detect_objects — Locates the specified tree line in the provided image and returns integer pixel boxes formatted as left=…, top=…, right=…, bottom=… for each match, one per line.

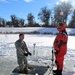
left=0, top=1, right=75, bottom=28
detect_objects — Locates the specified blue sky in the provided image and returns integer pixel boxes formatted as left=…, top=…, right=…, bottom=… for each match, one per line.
left=0, top=0, right=75, bottom=23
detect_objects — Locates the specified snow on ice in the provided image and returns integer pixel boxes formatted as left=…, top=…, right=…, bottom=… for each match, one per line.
left=0, top=27, right=75, bottom=75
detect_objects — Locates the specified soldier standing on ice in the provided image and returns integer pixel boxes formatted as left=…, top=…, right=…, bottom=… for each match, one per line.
left=53, top=22, right=68, bottom=75
left=15, top=33, right=32, bottom=73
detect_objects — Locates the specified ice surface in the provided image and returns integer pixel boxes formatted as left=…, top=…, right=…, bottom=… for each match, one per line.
left=0, top=34, right=75, bottom=75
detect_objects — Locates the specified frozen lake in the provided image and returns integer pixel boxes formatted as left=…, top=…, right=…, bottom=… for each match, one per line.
left=0, top=34, right=75, bottom=75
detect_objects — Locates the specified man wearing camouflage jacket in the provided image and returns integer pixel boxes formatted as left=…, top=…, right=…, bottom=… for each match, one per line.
left=15, top=33, right=32, bottom=73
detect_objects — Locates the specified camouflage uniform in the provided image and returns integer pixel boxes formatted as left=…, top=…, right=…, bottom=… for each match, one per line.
left=15, top=40, right=29, bottom=71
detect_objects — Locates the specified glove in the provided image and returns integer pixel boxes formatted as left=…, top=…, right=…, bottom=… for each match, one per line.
left=55, top=60, right=58, bottom=65
left=53, top=50, right=58, bottom=54
left=24, top=53, right=28, bottom=57
left=28, top=52, right=32, bottom=56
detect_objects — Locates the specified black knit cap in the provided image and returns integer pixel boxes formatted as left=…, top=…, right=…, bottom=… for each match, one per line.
left=19, top=33, right=24, bottom=37
left=57, top=22, right=63, bottom=28
left=59, top=22, right=63, bottom=26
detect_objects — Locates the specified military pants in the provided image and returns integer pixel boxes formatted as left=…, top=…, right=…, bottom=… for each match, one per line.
left=17, top=56, right=27, bottom=71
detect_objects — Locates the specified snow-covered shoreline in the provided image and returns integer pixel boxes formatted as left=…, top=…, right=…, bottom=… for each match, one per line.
left=0, top=27, right=75, bottom=35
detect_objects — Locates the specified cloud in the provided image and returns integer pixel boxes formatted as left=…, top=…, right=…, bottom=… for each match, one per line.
left=56, top=0, right=75, bottom=7
left=0, top=0, right=17, bottom=3
left=71, top=0, right=75, bottom=7
left=56, top=2, right=60, bottom=5
left=24, top=0, right=33, bottom=2
left=0, top=0, right=6, bottom=2
left=60, top=0, right=68, bottom=2
left=56, top=0, right=69, bottom=5
left=56, top=0, right=75, bottom=12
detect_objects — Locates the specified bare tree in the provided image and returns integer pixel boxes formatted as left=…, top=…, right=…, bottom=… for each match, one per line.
left=11, top=15, right=16, bottom=25
left=38, top=6, right=51, bottom=27
left=11, top=15, right=19, bottom=27
left=6, top=21, right=12, bottom=27
left=27, top=13, right=35, bottom=27
left=0, top=17, right=2, bottom=26
left=19, top=18, right=25, bottom=27
left=69, top=9, right=75, bottom=28
left=54, top=1, right=72, bottom=23
left=0, top=17, right=6, bottom=27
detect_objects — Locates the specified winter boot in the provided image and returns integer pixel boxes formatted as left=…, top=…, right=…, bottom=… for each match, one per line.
left=56, top=70, right=62, bottom=75
left=53, top=70, right=57, bottom=75
left=23, top=67, right=28, bottom=74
